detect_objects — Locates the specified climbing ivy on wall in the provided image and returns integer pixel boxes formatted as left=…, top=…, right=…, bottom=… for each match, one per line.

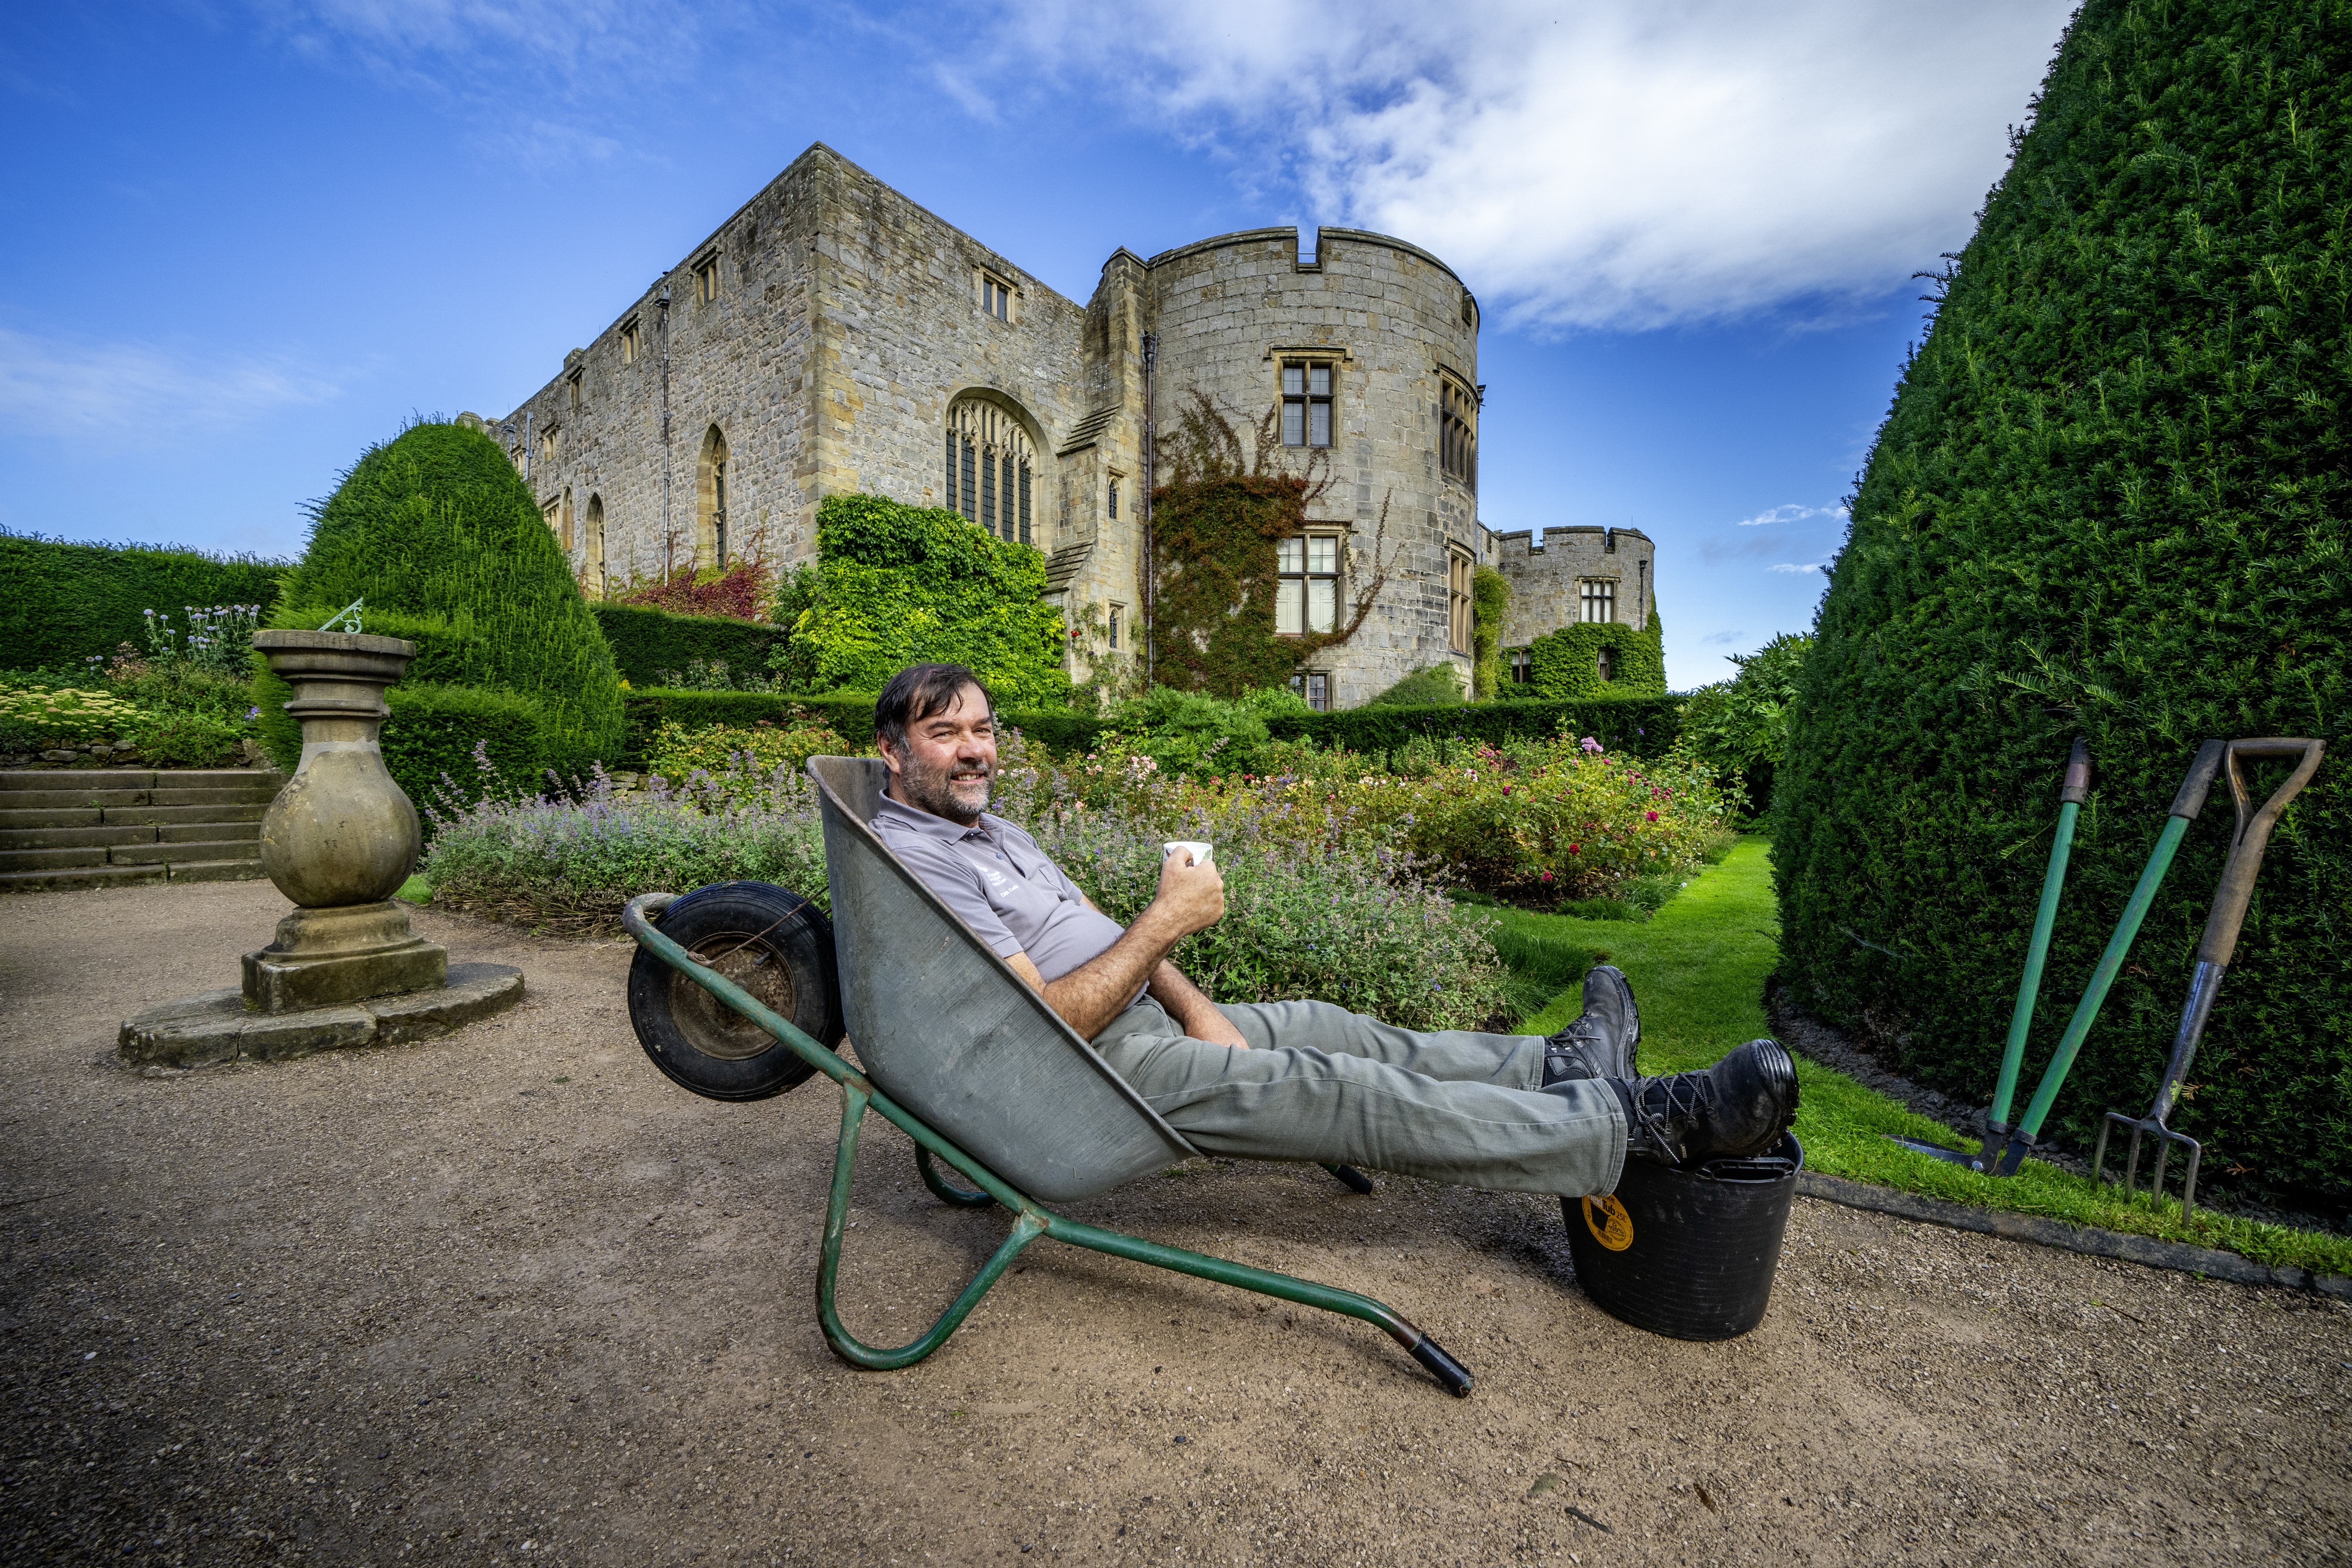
left=774, top=493, right=1070, bottom=708
left=1148, top=394, right=1389, bottom=697
left=1523, top=608, right=1666, bottom=701
left=1471, top=566, right=1509, bottom=700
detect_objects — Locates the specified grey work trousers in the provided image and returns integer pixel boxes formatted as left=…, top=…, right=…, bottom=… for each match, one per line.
left=1090, top=996, right=1628, bottom=1198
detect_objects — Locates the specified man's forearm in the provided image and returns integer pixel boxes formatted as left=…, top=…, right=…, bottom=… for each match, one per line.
left=1038, top=906, right=1192, bottom=1040
left=1148, top=962, right=1228, bottom=1038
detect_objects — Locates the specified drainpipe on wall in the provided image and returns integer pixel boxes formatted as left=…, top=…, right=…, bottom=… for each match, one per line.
left=1141, top=329, right=1158, bottom=689
left=658, top=285, right=673, bottom=578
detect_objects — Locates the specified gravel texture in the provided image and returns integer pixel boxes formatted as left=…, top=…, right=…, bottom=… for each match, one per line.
left=3, top=879, right=2348, bottom=1566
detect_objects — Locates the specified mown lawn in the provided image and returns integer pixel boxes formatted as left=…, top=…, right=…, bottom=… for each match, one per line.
left=1474, top=837, right=2352, bottom=1280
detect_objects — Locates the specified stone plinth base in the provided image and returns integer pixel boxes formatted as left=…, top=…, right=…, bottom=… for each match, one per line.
left=241, top=900, right=446, bottom=1013
left=120, top=964, right=523, bottom=1068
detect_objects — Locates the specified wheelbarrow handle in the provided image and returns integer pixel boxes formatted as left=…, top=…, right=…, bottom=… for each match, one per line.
left=2195, top=739, right=2325, bottom=969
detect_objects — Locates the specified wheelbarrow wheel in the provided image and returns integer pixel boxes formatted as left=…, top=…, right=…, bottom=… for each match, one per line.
left=627, top=881, right=845, bottom=1101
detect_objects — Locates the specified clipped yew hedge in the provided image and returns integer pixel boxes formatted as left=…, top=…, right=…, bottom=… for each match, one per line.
left=590, top=603, right=788, bottom=687
left=0, top=531, right=287, bottom=671
left=284, top=421, right=624, bottom=774
left=1775, top=0, right=2352, bottom=1205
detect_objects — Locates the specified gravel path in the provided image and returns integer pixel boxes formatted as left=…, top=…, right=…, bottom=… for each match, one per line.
left=3, top=880, right=2347, bottom=1566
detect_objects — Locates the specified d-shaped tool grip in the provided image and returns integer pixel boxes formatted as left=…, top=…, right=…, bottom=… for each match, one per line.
left=2194, top=739, right=2325, bottom=968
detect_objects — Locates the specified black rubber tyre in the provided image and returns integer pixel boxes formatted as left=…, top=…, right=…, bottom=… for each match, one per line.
left=627, top=881, right=844, bottom=1102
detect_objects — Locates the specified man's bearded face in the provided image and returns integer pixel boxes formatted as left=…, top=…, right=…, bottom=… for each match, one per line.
left=889, top=682, right=997, bottom=824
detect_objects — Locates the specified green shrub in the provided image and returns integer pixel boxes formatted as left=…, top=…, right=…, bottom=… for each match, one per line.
left=777, top=493, right=1071, bottom=708
left=0, top=530, right=286, bottom=672
left=1523, top=611, right=1666, bottom=700
left=283, top=420, right=624, bottom=773
left=1674, top=632, right=1811, bottom=818
left=1774, top=0, right=2352, bottom=1204
left=590, top=602, right=789, bottom=688
left=1470, top=568, right=1509, bottom=701
left=0, top=681, right=145, bottom=748
left=123, top=708, right=247, bottom=769
left=379, top=683, right=552, bottom=814
left=1370, top=664, right=1466, bottom=708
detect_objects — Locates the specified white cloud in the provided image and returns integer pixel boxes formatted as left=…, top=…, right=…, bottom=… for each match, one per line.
left=1737, top=502, right=1847, bottom=528
left=0, top=328, right=343, bottom=442
left=1767, top=562, right=1824, bottom=573
left=998, top=0, right=2074, bottom=330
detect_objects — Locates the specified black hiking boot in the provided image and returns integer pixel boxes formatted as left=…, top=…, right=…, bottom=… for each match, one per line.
left=1541, top=965, right=1640, bottom=1085
left=1612, top=1039, right=1799, bottom=1166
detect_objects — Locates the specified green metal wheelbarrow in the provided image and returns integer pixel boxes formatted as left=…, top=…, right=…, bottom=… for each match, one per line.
left=619, top=755, right=1474, bottom=1396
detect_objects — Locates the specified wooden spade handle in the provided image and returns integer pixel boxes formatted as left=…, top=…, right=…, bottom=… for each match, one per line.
left=2194, top=739, right=2325, bottom=968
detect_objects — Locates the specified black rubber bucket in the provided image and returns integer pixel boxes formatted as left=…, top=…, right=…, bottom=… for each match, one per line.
left=1562, top=1132, right=1803, bottom=1341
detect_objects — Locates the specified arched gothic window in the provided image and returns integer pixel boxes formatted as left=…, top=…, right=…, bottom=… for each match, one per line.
left=944, top=396, right=1036, bottom=546
left=697, top=426, right=731, bottom=568
left=584, top=494, right=606, bottom=598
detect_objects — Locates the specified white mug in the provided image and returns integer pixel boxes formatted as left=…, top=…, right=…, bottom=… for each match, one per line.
left=1163, top=840, right=1214, bottom=867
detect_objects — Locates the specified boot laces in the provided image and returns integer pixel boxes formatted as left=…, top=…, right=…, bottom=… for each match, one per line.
left=1546, top=1018, right=1608, bottom=1080
left=1632, top=1069, right=1715, bottom=1156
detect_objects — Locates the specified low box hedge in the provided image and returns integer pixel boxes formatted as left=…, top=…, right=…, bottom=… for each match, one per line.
left=591, top=603, right=789, bottom=687
left=1267, top=695, right=1684, bottom=759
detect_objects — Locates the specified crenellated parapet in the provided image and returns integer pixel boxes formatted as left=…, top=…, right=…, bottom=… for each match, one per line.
left=1491, top=526, right=1653, bottom=648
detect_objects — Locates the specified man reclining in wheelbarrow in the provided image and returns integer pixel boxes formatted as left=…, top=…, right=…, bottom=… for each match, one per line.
left=870, top=662, right=1798, bottom=1199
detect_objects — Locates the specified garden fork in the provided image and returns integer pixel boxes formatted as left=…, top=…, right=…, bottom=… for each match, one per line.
left=2092, top=738, right=2324, bottom=1219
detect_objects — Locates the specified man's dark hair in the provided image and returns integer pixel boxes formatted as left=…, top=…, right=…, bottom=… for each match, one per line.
left=874, top=664, right=993, bottom=755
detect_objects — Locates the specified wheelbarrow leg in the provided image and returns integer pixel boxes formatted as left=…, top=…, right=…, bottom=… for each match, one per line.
left=817, top=1084, right=1043, bottom=1370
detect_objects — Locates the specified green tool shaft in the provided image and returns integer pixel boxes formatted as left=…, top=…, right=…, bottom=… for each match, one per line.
left=1989, top=799, right=2081, bottom=1129
left=2013, top=813, right=2191, bottom=1140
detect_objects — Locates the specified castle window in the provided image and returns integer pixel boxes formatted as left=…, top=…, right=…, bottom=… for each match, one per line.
left=1581, top=578, right=1616, bottom=624
left=540, top=425, right=561, bottom=465
left=1277, top=535, right=1339, bottom=635
left=1448, top=549, right=1474, bottom=655
left=697, top=426, right=731, bottom=568
left=1282, top=360, right=1334, bottom=448
left=1108, top=604, right=1123, bottom=652
left=1597, top=645, right=1614, bottom=682
left=694, top=252, right=719, bottom=305
left=584, top=494, right=605, bottom=598
left=1107, top=477, right=1120, bottom=520
left=1509, top=649, right=1532, bottom=685
left=1289, top=671, right=1332, bottom=712
left=980, top=274, right=1014, bottom=321
left=542, top=497, right=561, bottom=537
left=946, top=395, right=1038, bottom=547
left=1440, top=377, right=1477, bottom=489
left=1461, top=289, right=1477, bottom=329
left=620, top=318, right=641, bottom=364
left=566, top=370, right=583, bottom=412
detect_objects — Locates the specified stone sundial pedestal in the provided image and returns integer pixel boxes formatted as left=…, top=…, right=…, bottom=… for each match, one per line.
left=119, top=631, right=524, bottom=1067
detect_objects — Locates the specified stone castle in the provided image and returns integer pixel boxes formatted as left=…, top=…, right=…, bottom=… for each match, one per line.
left=485, top=144, right=1653, bottom=708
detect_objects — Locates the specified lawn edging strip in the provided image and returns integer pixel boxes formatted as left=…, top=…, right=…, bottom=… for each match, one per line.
left=1795, top=1171, right=2352, bottom=1299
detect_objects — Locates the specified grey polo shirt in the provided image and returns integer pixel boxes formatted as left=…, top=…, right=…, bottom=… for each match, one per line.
left=872, top=793, right=1131, bottom=985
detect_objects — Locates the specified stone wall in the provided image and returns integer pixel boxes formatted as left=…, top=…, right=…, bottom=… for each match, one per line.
left=1493, top=526, right=1655, bottom=648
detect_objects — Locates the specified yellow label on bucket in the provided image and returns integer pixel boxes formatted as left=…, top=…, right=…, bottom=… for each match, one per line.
left=1581, top=1194, right=1634, bottom=1251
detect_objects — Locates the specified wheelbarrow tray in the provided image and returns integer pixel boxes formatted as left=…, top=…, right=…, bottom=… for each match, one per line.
left=617, top=755, right=1472, bottom=1396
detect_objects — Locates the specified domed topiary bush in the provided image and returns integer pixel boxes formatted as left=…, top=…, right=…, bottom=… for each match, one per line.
left=1774, top=0, right=2351, bottom=1208
left=262, top=421, right=625, bottom=785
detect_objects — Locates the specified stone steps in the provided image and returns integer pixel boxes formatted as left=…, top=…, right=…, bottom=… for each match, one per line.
left=0, top=768, right=283, bottom=893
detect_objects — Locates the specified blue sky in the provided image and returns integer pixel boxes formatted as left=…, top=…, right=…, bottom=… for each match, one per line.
left=0, top=1, right=2074, bottom=688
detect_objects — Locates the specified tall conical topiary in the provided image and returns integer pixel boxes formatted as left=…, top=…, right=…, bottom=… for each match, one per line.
left=1775, top=0, right=2351, bottom=1205
left=276, top=421, right=625, bottom=773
